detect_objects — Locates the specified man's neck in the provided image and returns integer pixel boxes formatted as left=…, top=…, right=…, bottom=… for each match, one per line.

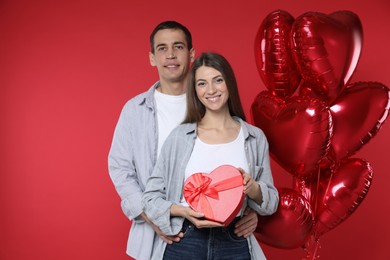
left=157, top=82, right=186, bottom=96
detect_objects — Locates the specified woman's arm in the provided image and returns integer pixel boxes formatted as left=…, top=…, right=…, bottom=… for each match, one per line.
left=142, top=157, right=177, bottom=235
left=170, top=204, right=223, bottom=229
left=245, top=126, right=279, bottom=216
left=253, top=133, right=279, bottom=215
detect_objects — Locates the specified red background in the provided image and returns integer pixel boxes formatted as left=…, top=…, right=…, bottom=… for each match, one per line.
left=2, top=0, right=390, bottom=259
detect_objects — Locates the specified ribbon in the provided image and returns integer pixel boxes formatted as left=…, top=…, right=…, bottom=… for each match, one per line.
left=183, top=173, right=243, bottom=220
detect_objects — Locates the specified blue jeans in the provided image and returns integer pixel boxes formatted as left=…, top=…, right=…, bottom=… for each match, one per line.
left=163, top=218, right=251, bottom=260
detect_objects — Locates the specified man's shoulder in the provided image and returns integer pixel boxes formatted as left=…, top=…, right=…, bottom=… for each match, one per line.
left=123, top=84, right=157, bottom=108
left=127, top=90, right=148, bottom=104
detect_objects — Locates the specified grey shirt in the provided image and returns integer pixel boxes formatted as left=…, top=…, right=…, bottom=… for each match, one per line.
left=108, top=82, right=160, bottom=259
left=142, top=118, right=279, bottom=260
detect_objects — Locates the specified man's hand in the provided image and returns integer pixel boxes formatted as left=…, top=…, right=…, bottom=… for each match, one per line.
left=141, top=212, right=183, bottom=244
left=234, top=207, right=258, bottom=238
left=150, top=221, right=183, bottom=244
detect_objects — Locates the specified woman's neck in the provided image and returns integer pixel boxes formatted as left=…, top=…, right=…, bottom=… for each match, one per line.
left=199, top=116, right=234, bottom=129
left=197, top=112, right=240, bottom=144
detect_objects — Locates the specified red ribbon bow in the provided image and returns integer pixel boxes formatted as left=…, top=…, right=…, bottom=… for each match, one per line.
left=183, top=173, right=243, bottom=219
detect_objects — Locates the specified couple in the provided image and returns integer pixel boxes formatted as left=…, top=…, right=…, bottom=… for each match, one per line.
left=108, top=21, right=279, bottom=260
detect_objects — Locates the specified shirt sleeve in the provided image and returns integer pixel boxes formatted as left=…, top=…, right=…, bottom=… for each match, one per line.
left=248, top=130, right=279, bottom=215
left=108, top=102, right=144, bottom=221
left=142, top=144, right=177, bottom=235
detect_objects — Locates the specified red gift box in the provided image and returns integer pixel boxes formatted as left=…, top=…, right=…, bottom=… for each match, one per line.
left=183, top=165, right=245, bottom=226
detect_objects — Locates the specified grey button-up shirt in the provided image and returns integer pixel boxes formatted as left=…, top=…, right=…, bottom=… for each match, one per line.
left=142, top=118, right=279, bottom=260
left=108, top=82, right=160, bottom=259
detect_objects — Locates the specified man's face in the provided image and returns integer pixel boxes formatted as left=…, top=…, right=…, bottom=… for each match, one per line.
left=149, top=29, right=195, bottom=85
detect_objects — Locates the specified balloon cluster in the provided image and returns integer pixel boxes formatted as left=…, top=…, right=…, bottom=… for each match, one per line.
left=251, top=10, right=390, bottom=259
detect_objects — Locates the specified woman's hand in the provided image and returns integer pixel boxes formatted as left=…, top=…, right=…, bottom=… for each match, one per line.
left=171, top=204, right=223, bottom=229
left=239, top=168, right=263, bottom=205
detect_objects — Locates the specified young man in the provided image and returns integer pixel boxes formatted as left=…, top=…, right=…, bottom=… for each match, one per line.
left=108, top=21, right=259, bottom=260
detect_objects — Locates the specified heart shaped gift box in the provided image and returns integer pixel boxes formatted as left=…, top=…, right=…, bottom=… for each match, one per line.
left=183, top=165, right=245, bottom=226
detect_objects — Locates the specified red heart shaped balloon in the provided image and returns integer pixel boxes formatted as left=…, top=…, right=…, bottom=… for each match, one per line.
left=254, top=9, right=301, bottom=97
left=313, top=158, right=373, bottom=237
left=292, top=11, right=363, bottom=104
left=328, top=81, right=390, bottom=161
left=251, top=91, right=332, bottom=179
left=255, top=188, right=314, bottom=249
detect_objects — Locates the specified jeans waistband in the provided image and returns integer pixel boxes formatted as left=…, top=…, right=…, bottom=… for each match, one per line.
left=183, top=217, right=241, bottom=230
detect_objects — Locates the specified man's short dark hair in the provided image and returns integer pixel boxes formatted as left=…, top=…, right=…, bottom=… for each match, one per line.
left=149, top=21, right=192, bottom=53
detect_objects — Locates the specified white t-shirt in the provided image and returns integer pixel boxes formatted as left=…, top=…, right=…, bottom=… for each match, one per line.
left=154, top=90, right=186, bottom=157
left=182, top=127, right=249, bottom=209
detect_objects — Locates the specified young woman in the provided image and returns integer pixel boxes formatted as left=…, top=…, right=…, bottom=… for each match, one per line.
left=142, top=52, right=279, bottom=260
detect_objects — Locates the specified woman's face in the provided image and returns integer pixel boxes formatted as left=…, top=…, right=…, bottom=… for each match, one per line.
left=195, top=65, right=229, bottom=113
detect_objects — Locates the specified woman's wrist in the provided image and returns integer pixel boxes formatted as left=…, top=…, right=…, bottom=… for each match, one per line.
left=170, top=204, right=186, bottom=218
left=249, top=183, right=263, bottom=205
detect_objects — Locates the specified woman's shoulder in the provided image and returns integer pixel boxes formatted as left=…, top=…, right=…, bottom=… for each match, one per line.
left=240, top=120, right=268, bottom=143
left=164, top=123, right=196, bottom=142
left=239, top=119, right=264, bottom=134
left=161, top=123, right=197, bottom=153
left=171, top=122, right=196, bottom=134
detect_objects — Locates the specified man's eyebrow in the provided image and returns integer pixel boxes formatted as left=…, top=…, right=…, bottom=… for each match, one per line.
left=155, top=41, right=186, bottom=48
left=155, top=43, right=167, bottom=49
left=173, top=41, right=185, bottom=45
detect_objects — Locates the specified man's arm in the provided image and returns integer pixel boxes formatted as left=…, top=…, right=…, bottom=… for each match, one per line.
left=108, top=102, right=144, bottom=220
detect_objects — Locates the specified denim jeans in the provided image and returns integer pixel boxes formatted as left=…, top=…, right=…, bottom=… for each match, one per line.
left=163, top=218, right=251, bottom=260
